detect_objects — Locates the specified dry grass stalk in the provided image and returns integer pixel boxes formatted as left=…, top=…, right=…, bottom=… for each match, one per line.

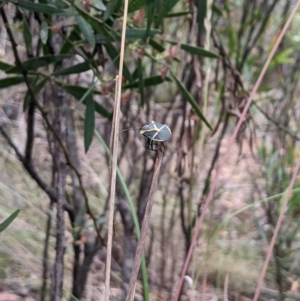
left=104, top=0, right=130, bottom=298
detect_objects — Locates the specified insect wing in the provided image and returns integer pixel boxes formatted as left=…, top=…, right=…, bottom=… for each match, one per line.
left=156, top=125, right=172, bottom=141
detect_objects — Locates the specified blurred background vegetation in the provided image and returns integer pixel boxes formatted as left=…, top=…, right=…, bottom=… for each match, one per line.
left=1, top=0, right=300, bottom=300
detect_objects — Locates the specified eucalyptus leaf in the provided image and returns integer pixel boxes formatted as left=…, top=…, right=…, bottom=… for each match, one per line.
left=123, top=75, right=171, bottom=89
left=0, top=209, right=20, bottom=233
left=76, top=15, right=96, bottom=50
left=18, top=0, right=64, bottom=14
left=40, top=21, right=49, bottom=45
left=53, top=62, right=92, bottom=76
left=57, top=83, right=112, bottom=120
left=0, top=76, right=25, bottom=89
left=22, top=19, right=33, bottom=55
left=6, top=54, right=70, bottom=73
left=171, top=71, right=213, bottom=131
left=84, top=88, right=95, bottom=152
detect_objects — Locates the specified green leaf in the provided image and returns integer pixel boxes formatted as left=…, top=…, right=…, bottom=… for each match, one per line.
left=171, top=71, right=213, bottom=131
left=18, top=0, right=64, bottom=14
left=149, top=38, right=165, bottom=52
left=0, top=61, right=14, bottom=71
left=196, top=0, right=206, bottom=36
left=166, top=40, right=219, bottom=59
left=6, top=54, right=70, bottom=73
left=40, top=21, right=49, bottom=45
left=76, top=15, right=96, bottom=50
left=166, top=11, right=192, bottom=18
left=103, top=43, right=132, bottom=82
left=104, top=0, right=118, bottom=21
left=22, top=19, right=33, bottom=55
left=57, top=83, right=113, bottom=120
left=138, top=59, right=144, bottom=106
left=126, top=28, right=160, bottom=39
left=212, top=4, right=223, bottom=16
left=84, top=88, right=95, bottom=152
left=23, top=78, right=47, bottom=111
left=0, top=209, right=20, bottom=233
left=268, top=48, right=294, bottom=70
left=128, top=0, right=146, bottom=13
left=53, top=62, right=92, bottom=76
left=59, top=28, right=79, bottom=55
left=0, top=76, right=25, bottom=88
left=123, top=75, right=171, bottom=89
left=155, top=0, right=180, bottom=27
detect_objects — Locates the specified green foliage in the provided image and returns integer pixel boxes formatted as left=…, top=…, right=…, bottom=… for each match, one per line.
left=0, top=209, right=20, bottom=233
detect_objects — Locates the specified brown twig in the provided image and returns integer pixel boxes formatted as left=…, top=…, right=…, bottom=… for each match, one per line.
left=172, top=2, right=300, bottom=300
left=125, top=150, right=164, bottom=301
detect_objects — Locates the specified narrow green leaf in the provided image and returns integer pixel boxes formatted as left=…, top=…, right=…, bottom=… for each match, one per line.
left=18, top=0, right=64, bottom=14
left=103, top=43, right=132, bottom=82
left=149, top=38, right=165, bottom=52
left=57, top=83, right=113, bottom=119
left=94, top=0, right=107, bottom=11
left=23, top=78, right=47, bottom=111
left=155, top=0, right=180, bottom=27
left=171, top=71, right=213, bottom=131
left=212, top=4, right=222, bottom=16
left=6, top=54, right=70, bottom=73
left=59, top=28, right=79, bottom=55
left=40, top=21, right=49, bottom=45
left=146, top=0, right=155, bottom=40
left=76, top=15, right=95, bottom=50
left=0, top=61, right=14, bottom=71
left=53, top=62, right=91, bottom=76
left=104, top=0, right=118, bottom=21
left=196, top=0, right=207, bottom=36
left=166, top=40, right=220, bottom=59
left=138, top=59, right=145, bottom=107
left=0, top=209, right=20, bottom=233
left=128, top=0, right=146, bottom=13
left=126, top=28, right=160, bottom=39
left=84, top=88, right=95, bottom=152
left=0, top=76, right=25, bottom=88
left=166, top=11, right=192, bottom=18
left=22, top=19, right=33, bottom=55
left=123, top=75, right=171, bottom=89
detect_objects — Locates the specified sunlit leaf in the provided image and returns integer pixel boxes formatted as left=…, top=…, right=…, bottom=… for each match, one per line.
left=0, top=209, right=20, bottom=233
left=76, top=15, right=95, bottom=50
left=40, top=21, right=49, bottom=45
left=84, top=88, right=95, bottom=152
left=171, top=71, right=213, bottom=131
